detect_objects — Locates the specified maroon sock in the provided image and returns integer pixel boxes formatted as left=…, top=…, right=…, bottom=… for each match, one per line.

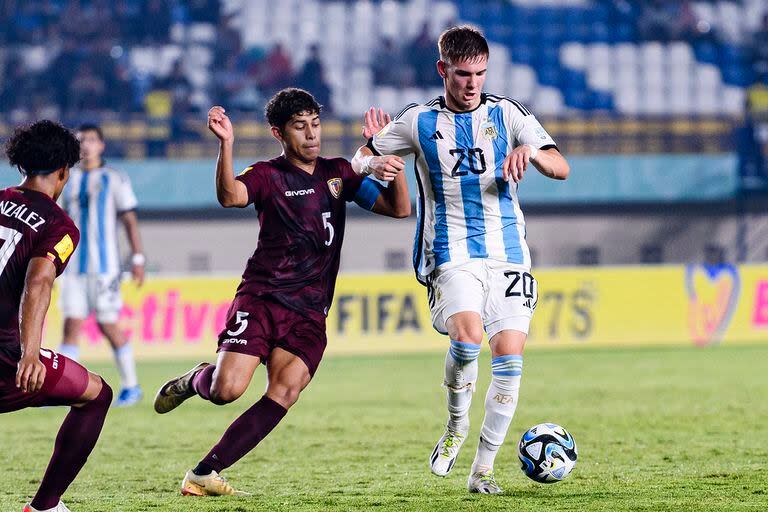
left=31, top=380, right=113, bottom=510
left=192, top=364, right=215, bottom=401
left=201, top=395, right=287, bottom=473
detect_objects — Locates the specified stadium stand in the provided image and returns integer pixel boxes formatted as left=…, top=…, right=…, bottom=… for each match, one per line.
left=1, top=0, right=765, bottom=120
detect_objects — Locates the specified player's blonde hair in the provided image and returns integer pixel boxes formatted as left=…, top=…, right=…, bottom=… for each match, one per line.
left=438, top=25, right=489, bottom=65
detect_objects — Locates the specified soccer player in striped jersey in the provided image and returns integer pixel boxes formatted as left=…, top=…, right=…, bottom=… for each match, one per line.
left=57, top=124, right=146, bottom=407
left=352, top=25, right=570, bottom=494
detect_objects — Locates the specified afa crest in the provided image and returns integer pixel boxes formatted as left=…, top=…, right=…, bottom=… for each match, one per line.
left=327, top=178, right=342, bottom=199
left=479, top=119, right=498, bottom=140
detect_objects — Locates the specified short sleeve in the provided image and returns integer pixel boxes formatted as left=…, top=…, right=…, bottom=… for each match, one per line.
left=369, top=104, right=419, bottom=157
left=31, top=219, right=80, bottom=276
left=340, top=160, right=364, bottom=202
left=235, top=163, right=266, bottom=208
left=507, top=101, right=557, bottom=149
left=113, top=171, right=139, bottom=212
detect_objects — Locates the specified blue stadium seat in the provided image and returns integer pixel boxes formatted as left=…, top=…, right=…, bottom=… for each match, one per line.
left=694, top=41, right=718, bottom=65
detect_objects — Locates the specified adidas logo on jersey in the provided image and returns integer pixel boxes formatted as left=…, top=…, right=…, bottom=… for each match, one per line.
left=429, top=131, right=444, bottom=140
left=285, top=188, right=315, bottom=197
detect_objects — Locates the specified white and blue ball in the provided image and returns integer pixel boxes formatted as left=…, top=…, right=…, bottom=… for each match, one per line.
left=518, top=423, right=577, bottom=483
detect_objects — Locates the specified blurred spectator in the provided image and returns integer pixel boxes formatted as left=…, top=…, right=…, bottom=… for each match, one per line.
left=372, top=37, right=413, bottom=87
left=142, top=0, right=171, bottom=43
left=296, top=44, right=332, bottom=112
left=186, top=0, right=220, bottom=24
left=638, top=0, right=677, bottom=41
left=214, top=13, right=242, bottom=63
left=214, top=54, right=260, bottom=112
left=752, top=14, right=768, bottom=79
left=68, top=62, right=107, bottom=113
left=115, top=0, right=145, bottom=44
left=257, top=43, right=293, bottom=92
left=407, top=22, right=440, bottom=87
left=154, top=60, right=194, bottom=114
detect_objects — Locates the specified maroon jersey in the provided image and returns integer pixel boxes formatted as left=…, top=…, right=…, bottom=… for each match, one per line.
left=234, top=156, right=364, bottom=319
left=0, top=187, right=79, bottom=362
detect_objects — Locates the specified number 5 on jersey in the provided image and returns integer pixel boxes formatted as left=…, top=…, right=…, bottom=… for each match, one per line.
left=322, top=211, right=334, bottom=246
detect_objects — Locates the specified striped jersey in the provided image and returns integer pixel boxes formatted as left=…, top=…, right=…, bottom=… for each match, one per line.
left=368, top=94, right=557, bottom=281
left=60, top=166, right=138, bottom=275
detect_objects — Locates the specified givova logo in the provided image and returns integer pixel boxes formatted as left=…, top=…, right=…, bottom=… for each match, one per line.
left=285, top=188, right=315, bottom=197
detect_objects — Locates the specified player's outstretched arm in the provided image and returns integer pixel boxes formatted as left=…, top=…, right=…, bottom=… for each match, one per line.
left=352, top=107, right=405, bottom=182
left=371, top=169, right=411, bottom=218
left=16, top=257, right=57, bottom=393
left=503, top=146, right=570, bottom=183
left=208, top=106, right=249, bottom=208
left=120, top=210, right=145, bottom=287
left=352, top=146, right=406, bottom=182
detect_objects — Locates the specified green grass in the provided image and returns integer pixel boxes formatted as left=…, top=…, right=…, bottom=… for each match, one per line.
left=1, top=345, right=767, bottom=511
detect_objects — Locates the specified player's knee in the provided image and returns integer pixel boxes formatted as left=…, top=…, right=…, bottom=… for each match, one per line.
left=97, top=378, right=114, bottom=406
left=80, top=375, right=112, bottom=409
left=210, top=382, right=244, bottom=405
left=267, top=383, right=302, bottom=409
left=451, top=326, right=484, bottom=345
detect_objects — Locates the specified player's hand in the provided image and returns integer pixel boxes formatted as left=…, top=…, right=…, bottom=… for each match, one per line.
left=132, top=263, right=145, bottom=288
left=369, top=155, right=405, bottom=182
left=208, top=106, right=234, bottom=143
left=363, top=107, right=391, bottom=139
left=16, top=354, right=45, bottom=393
left=503, top=145, right=533, bottom=183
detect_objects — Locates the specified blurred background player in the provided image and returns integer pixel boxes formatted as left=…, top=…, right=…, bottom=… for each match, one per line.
left=153, top=89, right=410, bottom=496
left=352, top=26, right=570, bottom=494
left=1, top=120, right=113, bottom=512
left=57, top=124, right=146, bottom=407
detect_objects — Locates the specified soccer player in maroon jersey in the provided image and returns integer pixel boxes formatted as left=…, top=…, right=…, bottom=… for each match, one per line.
left=1, top=121, right=113, bottom=512
left=153, top=88, right=410, bottom=496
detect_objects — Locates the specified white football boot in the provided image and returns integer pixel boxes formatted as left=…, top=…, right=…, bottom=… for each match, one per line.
left=467, top=469, right=503, bottom=494
left=429, top=428, right=467, bottom=476
left=23, top=502, right=71, bottom=512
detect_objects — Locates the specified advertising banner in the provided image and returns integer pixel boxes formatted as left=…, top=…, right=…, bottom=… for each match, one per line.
left=42, top=265, right=768, bottom=360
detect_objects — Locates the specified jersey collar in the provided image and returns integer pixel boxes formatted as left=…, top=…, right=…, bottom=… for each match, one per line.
left=438, top=93, right=488, bottom=114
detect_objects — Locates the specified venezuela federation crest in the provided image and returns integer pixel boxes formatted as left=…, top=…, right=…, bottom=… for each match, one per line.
left=328, top=178, right=342, bottom=199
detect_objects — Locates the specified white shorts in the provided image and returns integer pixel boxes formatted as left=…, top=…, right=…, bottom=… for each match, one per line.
left=59, top=273, right=123, bottom=324
left=427, top=259, right=538, bottom=340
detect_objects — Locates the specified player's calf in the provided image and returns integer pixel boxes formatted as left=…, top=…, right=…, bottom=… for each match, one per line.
left=430, top=339, right=480, bottom=477
left=471, top=355, right=523, bottom=477
left=31, top=371, right=112, bottom=511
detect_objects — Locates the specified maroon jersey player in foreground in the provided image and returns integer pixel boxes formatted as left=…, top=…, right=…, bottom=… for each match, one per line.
left=1, top=121, right=113, bottom=512
left=153, top=88, right=410, bottom=496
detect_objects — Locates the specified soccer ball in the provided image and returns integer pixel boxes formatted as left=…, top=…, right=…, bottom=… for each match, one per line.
left=518, top=423, right=578, bottom=483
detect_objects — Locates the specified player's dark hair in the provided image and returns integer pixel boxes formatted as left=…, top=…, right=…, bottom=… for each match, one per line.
left=438, top=25, right=489, bottom=65
left=265, top=88, right=322, bottom=129
left=5, top=120, right=80, bottom=176
left=77, top=122, right=104, bottom=140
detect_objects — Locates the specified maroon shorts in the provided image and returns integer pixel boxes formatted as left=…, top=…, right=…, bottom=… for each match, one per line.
left=217, top=295, right=327, bottom=376
left=0, top=348, right=90, bottom=413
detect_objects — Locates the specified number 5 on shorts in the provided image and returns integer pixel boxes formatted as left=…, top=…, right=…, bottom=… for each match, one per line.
left=227, top=311, right=249, bottom=337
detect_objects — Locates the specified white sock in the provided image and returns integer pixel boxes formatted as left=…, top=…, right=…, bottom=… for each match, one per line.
left=58, top=343, right=80, bottom=361
left=472, top=355, right=523, bottom=473
left=114, top=343, right=139, bottom=389
left=444, top=340, right=480, bottom=434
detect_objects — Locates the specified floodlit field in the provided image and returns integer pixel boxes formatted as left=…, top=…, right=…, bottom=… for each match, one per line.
left=2, top=345, right=766, bottom=511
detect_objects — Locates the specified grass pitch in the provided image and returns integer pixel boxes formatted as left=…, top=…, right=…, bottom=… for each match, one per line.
left=1, top=345, right=766, bottom=511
